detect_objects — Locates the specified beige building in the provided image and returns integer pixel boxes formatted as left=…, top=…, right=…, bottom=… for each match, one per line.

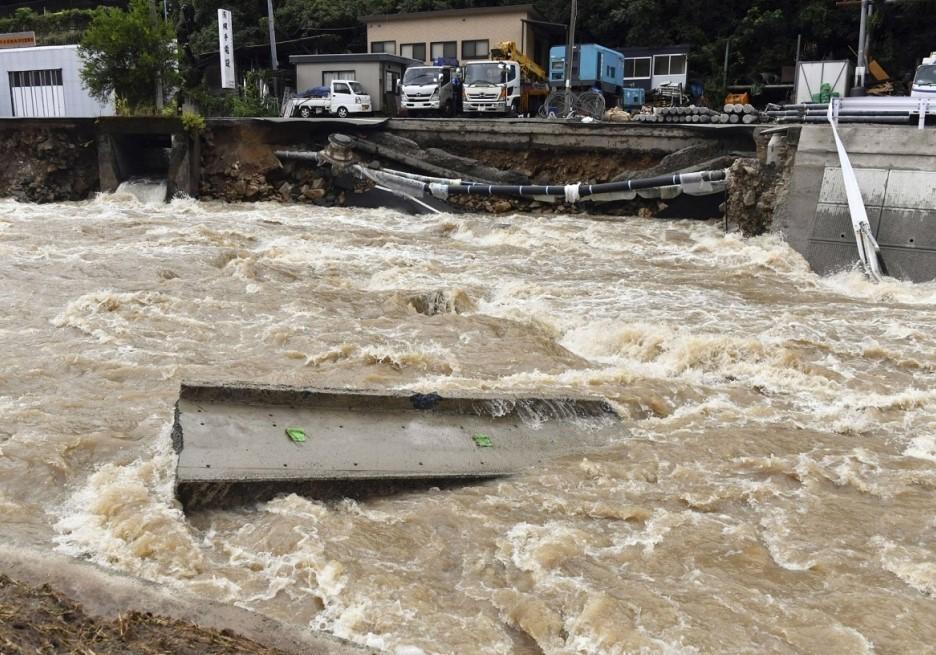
left=361, top=4, right=559, bottom=68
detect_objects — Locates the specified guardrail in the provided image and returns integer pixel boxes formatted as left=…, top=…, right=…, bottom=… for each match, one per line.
left=767, top=96, right=935, bottom=129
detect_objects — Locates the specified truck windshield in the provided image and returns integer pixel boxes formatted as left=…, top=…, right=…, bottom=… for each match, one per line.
left=464, top=63, right=505, bottom=85
left=403, top=68, right=439, bottom=85
left=915, top=65, right=936, bottom=86
left=347, top=81, right=366, bottom=94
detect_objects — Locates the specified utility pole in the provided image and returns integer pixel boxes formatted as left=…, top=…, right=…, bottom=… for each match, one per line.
left=266, top=0, right=279, bottom=70
left=563, top=0, right=577, bottom=115
left=151, top=0, right=163, bottom=109
left=854, top=0, right=869, bottom=88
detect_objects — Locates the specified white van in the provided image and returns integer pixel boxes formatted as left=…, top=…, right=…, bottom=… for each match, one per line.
left=292, top=80, right=372, bottom=118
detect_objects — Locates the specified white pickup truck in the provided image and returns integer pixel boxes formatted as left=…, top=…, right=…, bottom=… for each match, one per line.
left=291, top=80, right=372, bottom=118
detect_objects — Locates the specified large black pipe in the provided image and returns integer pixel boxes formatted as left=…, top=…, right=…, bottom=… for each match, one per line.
left=447, top=169, right=727, bottom=198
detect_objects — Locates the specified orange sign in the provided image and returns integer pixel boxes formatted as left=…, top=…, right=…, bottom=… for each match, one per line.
left=0, top=32, right=37, bottom=49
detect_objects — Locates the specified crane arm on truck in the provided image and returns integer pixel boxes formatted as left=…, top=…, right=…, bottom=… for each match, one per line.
left=490, top=41, right=546, bottom=82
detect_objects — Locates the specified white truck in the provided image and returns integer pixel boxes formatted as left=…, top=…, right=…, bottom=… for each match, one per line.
left=461, top=43, right=548, bottom=117
left=291, top=80, right=372, bottom=118
left=399, top=65, right=457, bottom=115
left=911, top=52, right=936, bottom=99
left=461, top=60, right=522, bottom=115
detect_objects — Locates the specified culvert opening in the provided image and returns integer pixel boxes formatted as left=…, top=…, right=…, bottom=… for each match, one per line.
left=115, top=133, right=173, bottom=180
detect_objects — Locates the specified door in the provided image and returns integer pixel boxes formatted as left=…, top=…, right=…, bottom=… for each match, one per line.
left=332, top=81, right=353, bottom=109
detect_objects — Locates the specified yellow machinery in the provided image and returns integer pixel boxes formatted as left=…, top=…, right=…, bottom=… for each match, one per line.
left=490, top=41, right=547, bottom=82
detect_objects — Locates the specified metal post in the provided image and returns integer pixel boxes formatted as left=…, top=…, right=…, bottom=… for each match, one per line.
left=563, top=0, right=577, bottom=115
left=855, top=0, right=868, bottom=88
left=722, top=38, right=730, bottom=92
left=266, top=0, right=279, bottom=70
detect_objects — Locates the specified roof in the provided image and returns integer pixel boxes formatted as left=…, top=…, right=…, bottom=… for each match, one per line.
left=361, top=4, right=542, bottom=24
left=290, top=52, right=420, bottom=66
left=617, top=45, right=691, bottom=57
left=0, top=43, right=78, bottom=53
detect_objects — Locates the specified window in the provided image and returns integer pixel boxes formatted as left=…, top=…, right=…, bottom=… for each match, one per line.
left=8, top=68, right=65, bottom=117
left=607, top=66, right=616, bottom=79
left=653, top=54, right=687, bottom=76
left=461, top=39, right=489, bottom=60
left=430, top=41, right=457, bottom=61
left=401, top=42, right=426, bottom=61
left=333, top=82, right=351, bottom=94
left=323, top=70, right=356, bottom=85
left=9, top=69, right=63, bottom=86
left=623, top=57, right=651, bottom=79
left=371, top=40, right=395, bottom=55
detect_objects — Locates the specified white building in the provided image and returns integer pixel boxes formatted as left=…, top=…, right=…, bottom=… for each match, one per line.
left=0, top=44, right=113, bottom=117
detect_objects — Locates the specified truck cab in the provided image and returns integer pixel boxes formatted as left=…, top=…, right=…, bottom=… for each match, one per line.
left=911, top=52, right=936, bottom=98
left=291, top=80, right=372, bottom=118
left=400, top=65, right=456, bottom=115
left=461, top=60, right=521, bottom=115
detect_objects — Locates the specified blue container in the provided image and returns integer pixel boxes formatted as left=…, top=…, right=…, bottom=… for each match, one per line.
left=620, top=87, right=645, bottom=108
left=549, top=44, right=624, bottom=92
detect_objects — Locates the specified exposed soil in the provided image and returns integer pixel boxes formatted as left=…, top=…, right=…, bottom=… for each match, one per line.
left=0, top=125, right=98, bottom=202
left=0, top=574, right=294, bottom=655
left=725, top=133, right=796, bottom=235
left=446, top=146, right=663, bottom=184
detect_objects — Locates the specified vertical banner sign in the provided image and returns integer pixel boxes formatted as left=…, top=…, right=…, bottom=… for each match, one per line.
left=218, top=9, right=235, bottom=89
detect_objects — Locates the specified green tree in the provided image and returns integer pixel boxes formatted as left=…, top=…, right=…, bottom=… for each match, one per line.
left=79, top=0, right=179, bottom=111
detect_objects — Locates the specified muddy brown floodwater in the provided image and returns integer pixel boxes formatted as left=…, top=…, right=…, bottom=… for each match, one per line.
left=1, top=188, right=935, bottom=654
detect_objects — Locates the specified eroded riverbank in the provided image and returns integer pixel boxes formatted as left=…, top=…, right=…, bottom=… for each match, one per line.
left=1, top=195, right=935, bottom=653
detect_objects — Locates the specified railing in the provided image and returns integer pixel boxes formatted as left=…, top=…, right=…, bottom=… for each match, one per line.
left=769, top=96, right=935, bottom=129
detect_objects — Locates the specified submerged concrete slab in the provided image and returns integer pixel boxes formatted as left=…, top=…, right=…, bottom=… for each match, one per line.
left=173, top=383, right=621, bottom=510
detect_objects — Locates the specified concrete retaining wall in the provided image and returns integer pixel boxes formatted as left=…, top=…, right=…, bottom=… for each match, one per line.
left=775, top=125, right=936, bottom=282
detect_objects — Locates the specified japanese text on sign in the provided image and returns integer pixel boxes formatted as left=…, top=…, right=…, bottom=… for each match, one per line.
left=217, top=9, right=235, bottom=89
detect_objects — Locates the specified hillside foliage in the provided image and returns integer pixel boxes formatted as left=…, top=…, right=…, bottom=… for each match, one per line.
left=178, top=0, right=936, bottom=91
left=7, top=0, right=936, bottom=95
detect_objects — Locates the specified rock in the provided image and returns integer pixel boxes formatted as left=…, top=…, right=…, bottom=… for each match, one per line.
left=278, top=181, right=292, bottom=201
left=302, top=187, right=326, bottom=201
left=491, top=200, right=513, bottom=213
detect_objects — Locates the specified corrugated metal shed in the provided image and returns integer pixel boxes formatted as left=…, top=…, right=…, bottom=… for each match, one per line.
left=0, top=44, right=113, bottom=117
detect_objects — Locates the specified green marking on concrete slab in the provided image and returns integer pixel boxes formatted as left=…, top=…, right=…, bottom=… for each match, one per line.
left=286, top=427, right=306, bottom=443
left=472, top=433, right=493, bottom=448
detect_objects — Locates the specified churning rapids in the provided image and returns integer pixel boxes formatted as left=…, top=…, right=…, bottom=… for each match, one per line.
left=1, top=191, right=935, bottom=655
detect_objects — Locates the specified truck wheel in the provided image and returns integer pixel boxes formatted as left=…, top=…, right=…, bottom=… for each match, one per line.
left=336, top=106, right=349, bottom=118
left=507, top=101, right=519, bottom=119
left=299, top=107, right=311, bottom=118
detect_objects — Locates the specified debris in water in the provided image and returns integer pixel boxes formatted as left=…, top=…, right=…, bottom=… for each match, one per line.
left=285, top=427, right=306, bottom=443
left=472, top=433, right=493, bottom=448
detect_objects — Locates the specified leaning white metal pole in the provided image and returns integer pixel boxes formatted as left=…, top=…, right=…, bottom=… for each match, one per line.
left=826, top=101, right=883, bottom=281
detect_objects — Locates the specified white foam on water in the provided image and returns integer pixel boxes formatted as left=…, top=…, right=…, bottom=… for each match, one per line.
left=3, top=200, right=935, bottom=653
left=112, top=179, right=169, bottom=205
